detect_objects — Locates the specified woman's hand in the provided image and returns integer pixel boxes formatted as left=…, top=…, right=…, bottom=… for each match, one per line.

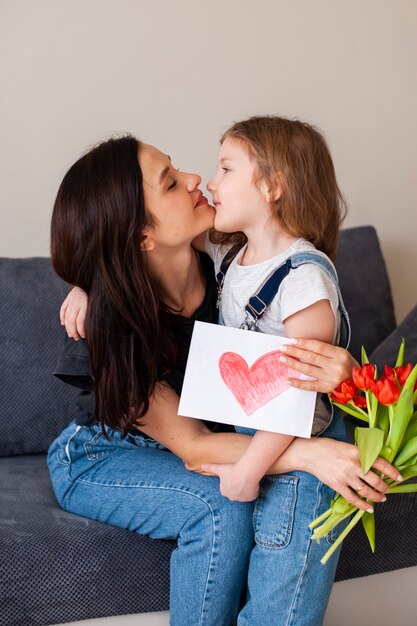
left=281, top=338, right=358, bottom=393
left=294, top=436, right=402, bottom=512
left=60, top=286, right=88, bottom=340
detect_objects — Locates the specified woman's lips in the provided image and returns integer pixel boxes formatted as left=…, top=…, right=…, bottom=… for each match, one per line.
left=195, top=194, right=209, bottom=207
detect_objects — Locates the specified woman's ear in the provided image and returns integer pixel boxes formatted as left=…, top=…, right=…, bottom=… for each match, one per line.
left=140, top=230, right=155, bottom=252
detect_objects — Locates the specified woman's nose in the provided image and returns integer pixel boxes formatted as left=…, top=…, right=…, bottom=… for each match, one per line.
left=186, top=172, right=201, bottom=191
left=206, top=177, right=215, bottom=193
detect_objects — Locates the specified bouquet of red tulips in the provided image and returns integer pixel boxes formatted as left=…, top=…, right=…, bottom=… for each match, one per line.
left=309, top=340, right=417, bottom=564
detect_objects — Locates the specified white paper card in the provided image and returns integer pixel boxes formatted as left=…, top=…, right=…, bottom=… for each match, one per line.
left=178, top=321, right=316, bottom=438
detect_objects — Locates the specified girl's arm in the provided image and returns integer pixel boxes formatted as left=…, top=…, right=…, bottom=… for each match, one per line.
left=60, top=286, right=87, bottom=340
left=203, top=299, right=335, bottom=500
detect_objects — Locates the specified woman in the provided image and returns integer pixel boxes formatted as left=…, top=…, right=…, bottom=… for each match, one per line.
left=49, top=135, right=397, bottom=626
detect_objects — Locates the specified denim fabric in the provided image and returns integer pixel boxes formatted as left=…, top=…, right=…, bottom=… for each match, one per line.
left=236, top=415, right=347, bottom=626
left=47, top=422, right=254, bottom=626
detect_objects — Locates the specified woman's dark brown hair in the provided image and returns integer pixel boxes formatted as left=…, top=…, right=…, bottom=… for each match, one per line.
left=211, top=115, right=347, bottom=260
left=51, top=135, right=175, bottom=434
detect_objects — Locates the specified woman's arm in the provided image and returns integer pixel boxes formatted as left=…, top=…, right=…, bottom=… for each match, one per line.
left=138, top=383, right=399, bottom=512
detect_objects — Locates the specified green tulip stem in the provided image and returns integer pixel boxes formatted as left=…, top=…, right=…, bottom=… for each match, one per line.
left=308, top=507, right=333, bottom=530
left=366, top=390, right=376, bottom=428
left=386, top=404, right=395, bottom=453
left=320, top=509, right=365, bottom=565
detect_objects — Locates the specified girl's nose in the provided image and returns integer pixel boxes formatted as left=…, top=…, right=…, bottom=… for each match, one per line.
left=186, top=172, right=202, bottom=192
left=206, top=177, right=215, bottom=193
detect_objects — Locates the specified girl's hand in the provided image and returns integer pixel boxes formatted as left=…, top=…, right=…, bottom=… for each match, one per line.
left=60, top=286, right=88, bottom=340
left=281, top=338, right=358, bottom=393
left=201, top=462, right=260, bottom=502
left=297, top=437, right=402, bottom=512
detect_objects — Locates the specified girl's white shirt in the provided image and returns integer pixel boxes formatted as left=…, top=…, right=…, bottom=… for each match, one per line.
left=205, top=236, right=341, bottom=344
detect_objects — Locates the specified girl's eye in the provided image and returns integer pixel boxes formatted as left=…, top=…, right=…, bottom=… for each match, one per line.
left=222, top=167, right=230, bottom=173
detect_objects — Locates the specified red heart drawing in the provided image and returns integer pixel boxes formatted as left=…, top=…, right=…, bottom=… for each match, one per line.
left=218, top=350, right=301, bottom=415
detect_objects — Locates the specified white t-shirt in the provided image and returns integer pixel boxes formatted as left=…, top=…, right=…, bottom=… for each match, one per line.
left=205, top=237, right=340, bottom=343
left=205, top=236, right=341, bottom=436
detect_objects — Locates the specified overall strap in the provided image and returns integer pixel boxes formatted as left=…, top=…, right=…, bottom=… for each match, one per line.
left=243, top=251, right=351, bottom=349
left=244, top=258, right=292, bottom=322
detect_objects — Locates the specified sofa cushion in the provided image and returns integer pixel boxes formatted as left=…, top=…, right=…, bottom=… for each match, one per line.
left=0, top=258, right=79, bottom=456
left=369, top=303, right=417, bottom=370
left=335, top=226, right=396, bottom=362
left=0, top=454, right=174, bottom=626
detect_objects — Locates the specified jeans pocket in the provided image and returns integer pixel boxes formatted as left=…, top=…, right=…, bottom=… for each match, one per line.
left=253, top=474, right=299, bottom=549
left=84, top=431, right=115, bottom=461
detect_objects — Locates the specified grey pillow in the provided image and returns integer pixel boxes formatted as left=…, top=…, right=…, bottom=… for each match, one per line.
left=335, top=226, right=396, bottom=361
left=0, top=258, right=79, bottom=456
left=369, top=303, right=417, bottom=370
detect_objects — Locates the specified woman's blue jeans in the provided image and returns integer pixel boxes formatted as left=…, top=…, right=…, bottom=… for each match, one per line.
left=48, top=415, right=346, bottom=626
left=47, top=422, right=254, bottom=626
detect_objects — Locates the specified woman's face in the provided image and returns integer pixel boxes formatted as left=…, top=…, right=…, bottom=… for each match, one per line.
left=139, top=144, right=215, bottom=251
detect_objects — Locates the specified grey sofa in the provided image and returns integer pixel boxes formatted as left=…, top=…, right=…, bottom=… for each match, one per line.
left=1, top=226, right=416, bottom=626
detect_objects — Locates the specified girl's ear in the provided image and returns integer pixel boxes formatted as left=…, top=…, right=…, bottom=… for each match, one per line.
left=265, top=184, right=282, bottom=204
left=260, top=177, right=282, bottom=204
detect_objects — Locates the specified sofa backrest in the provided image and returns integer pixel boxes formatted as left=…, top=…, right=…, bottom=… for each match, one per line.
left=335, top=226, right=396, bottom=361
left=0, top=226, right=396, bottom=457
left=0, top=258, right=79, bottom=456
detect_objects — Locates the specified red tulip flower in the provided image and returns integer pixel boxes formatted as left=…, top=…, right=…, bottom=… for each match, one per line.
left=352, top=364, right=376, bottom=390
left=330, top=380, right=357, bottom=404
left=370, top=375, right=401, bottom=405
left=353, top=395, right=367, bottom=408
left=384, top=363, right=414, bottom=387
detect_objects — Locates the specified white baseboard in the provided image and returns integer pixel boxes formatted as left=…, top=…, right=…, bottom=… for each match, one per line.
left=56, top=566, right=417, bottom=626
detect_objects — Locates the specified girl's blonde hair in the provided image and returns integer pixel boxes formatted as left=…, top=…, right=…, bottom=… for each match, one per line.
left=210, top=115, right=347, bottom=260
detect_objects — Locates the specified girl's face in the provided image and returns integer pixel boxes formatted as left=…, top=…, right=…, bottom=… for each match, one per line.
left=207, top=137, right=270, bottom=234
left=139, top=143, right=215, bottom=251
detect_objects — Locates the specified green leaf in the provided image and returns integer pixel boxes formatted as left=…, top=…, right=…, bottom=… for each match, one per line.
left=362, top=511, right=376, bottom=552
left=355, top=427, right=385, bottom=474
left=379, top=445, right=393, bottom=461
left=387, top=484, right=417, bottom=494
left=361, top=346, right=369, bottom=365
left=400, top=419, right=417, bottom=446
left=331, top=401, right=369, bottom=422
left=330, top=495, right=354, bottom=515
left=389, top=364, right=417, bottom=458
left=394, top=436, right=417, bottom=467
left=395, top=339, right=405, bottom=368
left=396, top=465, right=417, bottom=481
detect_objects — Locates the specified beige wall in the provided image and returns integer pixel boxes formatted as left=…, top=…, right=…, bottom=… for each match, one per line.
left=1, top=0, right=416, bottom=321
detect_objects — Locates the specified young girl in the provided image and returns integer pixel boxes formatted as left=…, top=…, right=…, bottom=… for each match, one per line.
left=197, top=115, right=350, bottom=504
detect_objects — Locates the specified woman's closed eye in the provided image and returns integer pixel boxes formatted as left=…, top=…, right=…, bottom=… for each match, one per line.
left=167, top=168, right=180, bottom=191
